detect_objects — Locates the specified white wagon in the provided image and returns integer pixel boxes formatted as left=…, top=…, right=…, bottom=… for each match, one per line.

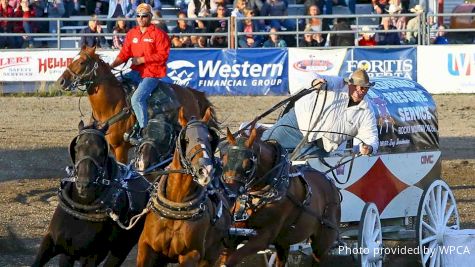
left=292, top=77, right=460, bottom=267
left=234, top=77, right=460, bottom=267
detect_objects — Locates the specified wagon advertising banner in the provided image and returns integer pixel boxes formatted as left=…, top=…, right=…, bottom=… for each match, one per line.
left=367, top=77, right=438, bottom=153
left=287, top=48, right=347, bottom=94
left=417, top=45, right=475, bottom=93
left=163, top=49, right=289, bottom=95
left=339, top=48, right=417, bottom=81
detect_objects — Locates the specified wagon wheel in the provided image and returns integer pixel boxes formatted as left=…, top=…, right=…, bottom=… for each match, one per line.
left=358, top=202, right=383, bottom=267
left=417, top=180, right=460, bottom=267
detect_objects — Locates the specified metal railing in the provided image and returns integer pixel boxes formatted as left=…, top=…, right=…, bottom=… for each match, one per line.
left=0, top=11, right=473, bottom=50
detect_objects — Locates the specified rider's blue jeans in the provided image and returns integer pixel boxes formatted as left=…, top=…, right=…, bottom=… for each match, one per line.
left=124, top=70, right=160, bottom=128
left=261, top=108, right=327, bottom=159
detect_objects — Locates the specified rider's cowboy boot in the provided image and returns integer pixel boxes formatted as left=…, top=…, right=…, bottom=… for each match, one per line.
left=124, top=122, right=143, bottom=146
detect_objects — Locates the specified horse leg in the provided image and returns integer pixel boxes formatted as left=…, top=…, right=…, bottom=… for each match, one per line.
left=224, top=233, right=273, bottom=267
left=114, top=144, right=129, bottom=163
left=274, top=244, right=290, bottom=267
left=178, top=250, right=201, bottom=267
left=58, top=254, right=75, bottom=267
left=31, top=234, right=58, bottom=267
left=136, top=240, right=160, bottom=267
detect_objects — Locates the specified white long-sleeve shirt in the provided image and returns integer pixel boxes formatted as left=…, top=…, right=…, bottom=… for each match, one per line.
left=293, top=75, right=379, bottom=154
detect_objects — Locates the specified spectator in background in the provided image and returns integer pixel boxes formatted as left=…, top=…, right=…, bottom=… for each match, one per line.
left=376, top=16, right=400, bottom=45
left=112, top=16, right=128, bottom=49
left=262, top=27, right=286, bottom=47
left=299, top=24, right=325, bottom=47
left=0, top=0, right=22, bottom=48
left=387, top=3, right=406, bottom=40
left=210, top=26, right=227, bottom=47
left=152, top=9, right=169, bottom=33
left=231, top=0, right=246, bottom=32
left=107, top=0, right=132, bottom=33
left=235, top=0, right=263, bottom=16
left=171, top=11, right=195, bottom=47
left=405, top=4, right=423, bottom=44
left=19, top=0, right=33, bottom=48
left=48, top=0, right=65, bottom=34
left=80, top=14, right=107, bottom=48
left=300, top=4, right=330, bottom=40
left=433, top=25, right=448, bottom=44
left=260, top=0, right=296, bottom=31
left=328, top=17, right=353, bottom=46
left=194, top=35, right=209, bottom=47
left=358, top=26, right=376, bottom=46
left=238, top=7, right=263, bottom=48
left=188, top=0, right=217, bottom=30
left=372, top=0, right=389, bottom=24
left=208, top=4, right=227, bottom=33
left=62, top=0, right=80, bottom=26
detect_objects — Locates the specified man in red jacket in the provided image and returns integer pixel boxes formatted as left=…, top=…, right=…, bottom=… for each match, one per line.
left=110, top=3, right=171, bottom=145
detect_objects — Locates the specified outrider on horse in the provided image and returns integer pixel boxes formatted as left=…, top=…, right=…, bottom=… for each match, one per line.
left=57, top=46, right=215, bottom=170
left=219, top=126, right=341, bottom=267
left=32, top=121, right=149, bottom=266
left=137, top=107, right=232, bottom=266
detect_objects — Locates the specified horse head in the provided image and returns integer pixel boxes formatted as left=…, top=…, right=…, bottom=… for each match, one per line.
left=68, top=121, right=111, bottom=199
left=174, top=106, right=220, bottom=187
left=134, top=118, right=177, bottom=179
left=58, top=45, right=105, bottom=92
left=220, top=127, right=260, bottom=194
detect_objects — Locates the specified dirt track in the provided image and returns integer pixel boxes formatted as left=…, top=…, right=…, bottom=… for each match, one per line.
left=0, top=95, right=474, bottom=266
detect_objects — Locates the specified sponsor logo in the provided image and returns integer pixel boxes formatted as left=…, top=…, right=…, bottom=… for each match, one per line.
left=132, top=37, right=138, bottom=43
left=346, top=59, right=414, bottom=79
left=38, top=58, right=73, bottom=73
left=421, top=154, right=434, bottom=164
left=293, top=59, right=333, bottom=72
left=447, top=53, right=474, bottom=76
left=0, top=57, right=31, bottom=70
left=143, top=38, right=153, bottom=42
left=167, top=60, right=196, bottom=86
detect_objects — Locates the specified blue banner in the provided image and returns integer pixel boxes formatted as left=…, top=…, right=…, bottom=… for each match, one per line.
left=339, top=48, right=417, bottom=81
left=163, top=49, right=289, bottom=95
left=366, top=77, right=438, bottom=153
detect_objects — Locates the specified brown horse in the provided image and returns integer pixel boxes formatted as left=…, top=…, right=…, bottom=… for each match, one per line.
left=137, top=107, right=231, bottom=266
left=219, top=127, right=341, bottom=267
left=57, top=45, right=213, bottom=164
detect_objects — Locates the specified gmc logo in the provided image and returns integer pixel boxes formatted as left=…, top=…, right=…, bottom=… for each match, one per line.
left=421, top=155, right=434, bottom=164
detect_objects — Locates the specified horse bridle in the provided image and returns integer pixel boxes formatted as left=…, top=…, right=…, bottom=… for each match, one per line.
left=221, top=138, right=259, bottom=190
left=64, top=129, right=110, bottom=187
left=65, top=52, right=99, bottom=91
left=176, top=119, right=217, bottom=182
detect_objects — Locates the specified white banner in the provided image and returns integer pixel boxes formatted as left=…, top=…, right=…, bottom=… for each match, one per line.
left=288, top=48, right=347, bottom=94
left=417, top=45, right=475, bottom=94
left=0, top=50, right=118, bottom=82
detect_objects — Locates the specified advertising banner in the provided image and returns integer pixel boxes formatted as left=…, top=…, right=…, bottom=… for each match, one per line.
left=418, top=45, right=475, bottom=94
left=163, top=49, right=288, bottom=95
left=0, top=50, right=117, bottom=82
left=287, top=48, right=347, bottom=94
left=340, top=48, right=417, bottom=81
left=366, top=77, right=438, bottom=153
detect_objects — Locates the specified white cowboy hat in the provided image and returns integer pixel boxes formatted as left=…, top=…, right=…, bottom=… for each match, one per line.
left=386, top=4, right=402, bottom=14
left=360, top=26, right=374, bottom=36
left=410, top=4, right=424, bottom=13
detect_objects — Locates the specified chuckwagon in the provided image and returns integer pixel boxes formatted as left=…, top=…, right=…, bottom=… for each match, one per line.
left=231, top=77, right=459, bottom=267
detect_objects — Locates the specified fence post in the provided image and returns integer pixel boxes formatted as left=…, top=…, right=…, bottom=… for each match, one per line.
left=230, top=16, right=236, bottom=49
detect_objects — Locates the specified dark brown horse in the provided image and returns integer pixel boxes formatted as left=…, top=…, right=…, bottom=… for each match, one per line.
left=137, top=107, right=231, bottom=267
left=57, top=45, right=213, bottom=164
left=32, top=122, right=148, bottom=266
left=219, top=127, right=341, bottom=267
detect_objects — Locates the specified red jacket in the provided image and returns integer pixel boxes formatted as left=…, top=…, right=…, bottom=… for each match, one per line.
left=118, top=25, right=170, bottom=78
left=358, top=37, right=377, bottom=46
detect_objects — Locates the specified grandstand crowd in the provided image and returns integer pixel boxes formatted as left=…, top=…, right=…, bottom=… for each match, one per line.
left=0, top=0, right=466, bottom=49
